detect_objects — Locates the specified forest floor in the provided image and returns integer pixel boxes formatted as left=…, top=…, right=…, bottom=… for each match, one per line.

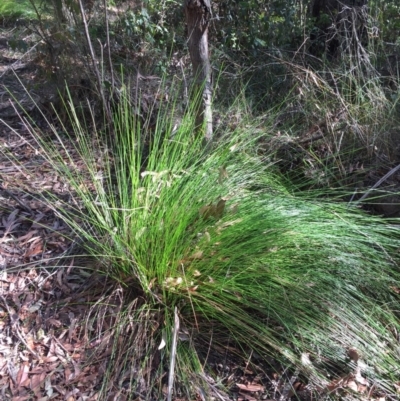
left=0, top=25, right=301, bottom=401
left=0, top=25, right=137, bottom=400
left=0, top=22, right=398, bottom=401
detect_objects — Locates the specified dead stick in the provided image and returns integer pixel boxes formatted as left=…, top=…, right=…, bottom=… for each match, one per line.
left=167, top=307, right=180, bottom=401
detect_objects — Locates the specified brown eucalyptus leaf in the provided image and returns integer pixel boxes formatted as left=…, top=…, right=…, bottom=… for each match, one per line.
left=215, top=198, right=226, bottom=219
left=199, top=203, right=216, bottom=220
left=218, top=165, right=228, bottom=184
left=236, top=383, right=264, bottom=392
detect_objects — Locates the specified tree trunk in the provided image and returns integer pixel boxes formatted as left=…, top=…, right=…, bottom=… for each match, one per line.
left=183, top=0, right=213, bottom=143
left=52, top=0, right=66, bottom=24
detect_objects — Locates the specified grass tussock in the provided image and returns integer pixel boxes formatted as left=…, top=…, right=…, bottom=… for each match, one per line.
left=4, top=81, right=400, bottom=400
left=229, top=45, right=400, bottom=190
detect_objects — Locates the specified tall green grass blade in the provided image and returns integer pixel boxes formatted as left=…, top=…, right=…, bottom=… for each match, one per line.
left=5, top=81, right=400, bottom=399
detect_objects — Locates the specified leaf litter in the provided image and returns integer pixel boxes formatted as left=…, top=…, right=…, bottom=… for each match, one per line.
left=0, top=128, right=129, bottom=400
left=0, top=125, right=392, bottom=400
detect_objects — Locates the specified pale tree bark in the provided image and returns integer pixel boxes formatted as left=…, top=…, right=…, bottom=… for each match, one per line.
left=183, top=0, right=213, bottom=143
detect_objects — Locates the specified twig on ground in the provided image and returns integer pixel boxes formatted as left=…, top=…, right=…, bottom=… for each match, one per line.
left=167, top=307, right=179, bottom=401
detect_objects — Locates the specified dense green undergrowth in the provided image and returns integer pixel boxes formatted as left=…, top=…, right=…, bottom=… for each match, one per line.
left=0, top=0, right=39, bottom=21
left=1, top=1, right=400, bottom=398
left=4, top=82, right=400, bottom=400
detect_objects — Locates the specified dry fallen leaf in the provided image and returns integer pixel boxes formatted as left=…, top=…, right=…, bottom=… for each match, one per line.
left=348, top=348, right=359, bottom=362
left=158, top=331, right=166, bottom=350
left=355, top=366, right=368, bottom=385
left=236, top=383, right=264, bottom=392
left=199, top=203, right=216, bottom=220
left=199, top=198, right=226, bottom=220
left=347, top=380, right=358, bottom=392
left=218, top=165, right=228, bottom=184
left=16, top=362, right=30, bottom=387
left=238, top=393, right=257, bottom=401
left=215, top=198, right=226, bottom=219
left=31, top=372, right=46, bottom=398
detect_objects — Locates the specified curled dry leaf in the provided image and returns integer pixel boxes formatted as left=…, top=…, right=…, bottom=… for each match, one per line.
left=199, top=198, right=226, bottom=220
left=199, top=203, right=215, bottom=220
left=158, top=331, right=166, bottom=350
left=218, top=165, right=228, bottom=184
left=215, top=199, right=226, bottom=219
left=348, top=348, right=359, bottom=362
